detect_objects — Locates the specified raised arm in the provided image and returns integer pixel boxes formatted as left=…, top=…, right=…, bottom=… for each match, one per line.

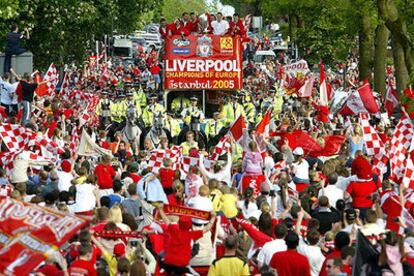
left=10, top=68, right=21, bottom=81
left=157, top=204, right=171, bottom=226
left=202, top=212, right=217, bottom=233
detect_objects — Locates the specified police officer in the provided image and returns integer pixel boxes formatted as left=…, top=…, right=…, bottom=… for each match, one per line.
left=205, top=111, right=224, bottom=147
left=181, top=96, right=204, bottom=129
left=132, top=82, right=147, bottom=109
left=240, top=91, right=256, bottom=128
left=107, top=91, right=127, bottom=141
left=180, top=130, right=198, bottom=155
left=96, top=90, right=112, bottom=125
left=142, top=94, right=165, bottom=128
left=166, top=113, right=181, bottom=139
left=220, top=94, right=245, bottom=127
left=110, top=91, right=127, bottom=124
left=125, top=90, right=142, bottom=119
left=171, top=95, right=190, bottom=117
left=262, top=89, right=283, bottom=120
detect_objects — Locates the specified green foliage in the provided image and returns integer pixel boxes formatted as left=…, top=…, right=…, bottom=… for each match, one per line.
left=161, top=0, right=207, bottom=22
left=221, top=0, right=259, bottom=15
left=259, top=0, right=360, bottom=64
left=0, top=0, right=161, bottom=69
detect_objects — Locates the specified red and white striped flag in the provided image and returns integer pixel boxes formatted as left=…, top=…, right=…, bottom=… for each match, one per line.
left=358, top=113, right=389, bottom=175
left=60, top=72, right=70, bottom=100
left=0, top=124, right=64, bottom=155
left=210, top=135, right=232, bottom=161
left=181, top=155, right=214, bottom=176
left=0, top=150, right=54, bottom=176
left=147, top=146, right=183, bottom=174
left=403, top=131, right=414, bottom=188
left=389, top=116, right=414, bottom=184
left=0, top=124, right=36, bottom=152
left=43, top=63, right=59, bottom=96
left=70, top=126, right=80, bottom=153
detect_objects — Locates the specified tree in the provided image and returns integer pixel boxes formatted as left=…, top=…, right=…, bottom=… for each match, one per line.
left=161, top=0, right=207, bottom=22
left=0, top=0, right=161, bottom=69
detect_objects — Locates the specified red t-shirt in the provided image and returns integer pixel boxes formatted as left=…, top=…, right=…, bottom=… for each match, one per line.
left=69, top=243, right=102, bottom=263
left=319, top=249, right=341, bottom=276
left=36, top=264, right=59, bottom=276
left=90, top=222, right=108, bottom=232
left=269, top=249, right=311, bottom=276
left=130, top=173, right=142, bottom=184
left=69, top=259, right=97, bottom=276
left=346, top=180, right=377, bottom=208
left=163, top=224, right=203, bottom=267
left=99, top=140, right=111, bottom=150
left=167, top=193, right=184, bottom=206
left=159, top=168, right=175, bottom=189
left=150, top=65, right=161, bottom=75
left=94, top=164, right=116, bottom=189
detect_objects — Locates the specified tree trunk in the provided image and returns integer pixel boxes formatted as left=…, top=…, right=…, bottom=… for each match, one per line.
left=289, top=14, right=298, bottom=43
left=373, top=20, right=388, bottom=96
left=359, top=11, right=374, bottom=82
left=391, top=36, right=410, bottom=93
left=380, top=0, right=414, bottom=91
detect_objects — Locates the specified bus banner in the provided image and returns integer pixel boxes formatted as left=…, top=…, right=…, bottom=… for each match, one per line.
left=164, top=35, right=243, bottom=90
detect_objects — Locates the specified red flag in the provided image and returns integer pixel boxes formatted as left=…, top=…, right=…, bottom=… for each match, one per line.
left=256, top=108, right=271, bottom=135
left=298, top=74, right=315, bottom=97
left=11, top=82, right=23, bottom=103
left=229, top=115, right=246, bottom=142
left=47, top=121, right=58, bottom=138
left=235, top=218, right=272, bottom=248
left=385, top=79, right=399, bottom=117
left=340, top=82, right=380, bottom=115
left=0, top=198, right=89, bottom=275
left=319, top=59, right=332, bottom=106
left=34, top=74, right=48, bottom=97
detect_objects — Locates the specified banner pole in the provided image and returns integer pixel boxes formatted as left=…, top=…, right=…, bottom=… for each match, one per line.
left=203, top=89, right=206, bottom=114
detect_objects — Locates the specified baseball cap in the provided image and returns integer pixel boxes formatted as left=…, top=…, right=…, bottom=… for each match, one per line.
left=292, top=147, right=304, bottom=156
left=345, top=209, right=357, bottom=221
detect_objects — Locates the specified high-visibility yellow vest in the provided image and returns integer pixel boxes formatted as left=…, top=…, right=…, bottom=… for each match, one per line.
left=220, top=103, right=245, bottom=127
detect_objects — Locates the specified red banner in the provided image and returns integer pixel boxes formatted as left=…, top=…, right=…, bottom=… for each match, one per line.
left=154, top=205, right=211, bottom=221
left=0, top=198, right=89, bottom=275
left=164, top=35, right=243, bottom=90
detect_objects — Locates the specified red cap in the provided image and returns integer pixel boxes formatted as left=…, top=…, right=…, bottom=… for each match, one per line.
left=61, top=160, right=72, bottom=173
left=113, top=243, right=126, bottom=257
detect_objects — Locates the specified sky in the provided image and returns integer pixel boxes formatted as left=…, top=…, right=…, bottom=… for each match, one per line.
left=208, top=0, right=235, bottom=16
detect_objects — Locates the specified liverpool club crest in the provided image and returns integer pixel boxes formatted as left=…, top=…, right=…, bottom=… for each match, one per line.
left=196, top=35, right=213, bottom=57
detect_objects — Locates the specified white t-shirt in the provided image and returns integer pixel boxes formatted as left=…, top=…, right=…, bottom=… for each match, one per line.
left=292, top=160, right=310, bottom=180
left=318, top=185, right=344, bottom=207
left=336, top=176, right=352, bottom=191
left=257, top=239, right=287, bottom=267
left=297, top=237, right=325, bottom=276
left=185, top=174, right=204, bottom=199
left=237, top=200, right=259, bottom=219
left=187, top=195, right=213, bottom=224
left=57, top=170, right=74, bottom=192
left=211, top=20, right=229, bottom=35
left=0, top=80, right=13, bottom=105
left=70, top=184, right=97, bottom=213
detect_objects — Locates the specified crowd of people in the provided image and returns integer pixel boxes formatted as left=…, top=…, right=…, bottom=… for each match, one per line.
left=159, top=12, right=247, bottom=38
left=0, top=9, right=413, bottom=276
